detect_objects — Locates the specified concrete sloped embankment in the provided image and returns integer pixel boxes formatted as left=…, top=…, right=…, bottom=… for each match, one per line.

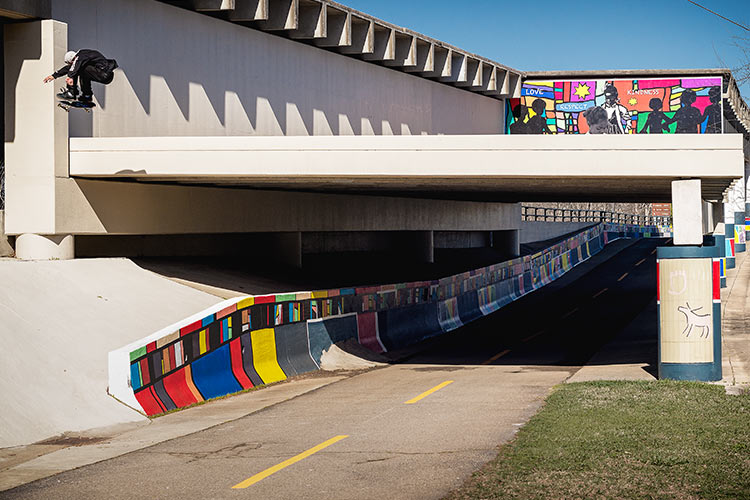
left=112, top=223, right=673, bottom=417
left=0, top=259, right=222, bottom=448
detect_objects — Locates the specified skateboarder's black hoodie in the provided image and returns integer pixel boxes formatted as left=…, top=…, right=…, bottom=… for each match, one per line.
left=52, top=49, right=117, bottom=98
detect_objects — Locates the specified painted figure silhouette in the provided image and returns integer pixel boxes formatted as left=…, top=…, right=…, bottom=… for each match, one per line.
left=701, top=86, right=722, bottom=134
left=526, top=99, right=552, bottom=134
left=509, top=104, right=529, bottom=134
left=666, top=89, right=703, bottom=133
left=602, top=84, right=632, bottom=134
left=640, top=98, right=669, bottom=134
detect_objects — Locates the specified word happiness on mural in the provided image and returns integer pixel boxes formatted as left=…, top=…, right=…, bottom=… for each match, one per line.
left=507, top=77, right=723, bottom=135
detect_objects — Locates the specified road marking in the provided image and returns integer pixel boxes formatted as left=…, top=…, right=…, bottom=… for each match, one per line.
left=481, top=349, right=510, bottom=365
left=651, top=249, right=657, bottom=255
left=404, top=380, right=454, bottom=404
left=523, top=330, right=546, bottom=342
left=232, top=435, right=349, bottom=489
left=561, top=307, right=579, bottom=319
left=592, top=288, right=608, bottom=299
left=617, top=272, right=629, bottom=282
left=635, top=258, right=646, bottom=267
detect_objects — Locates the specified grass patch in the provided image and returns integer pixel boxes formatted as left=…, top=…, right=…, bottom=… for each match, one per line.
left=447, top=381, right=750, bottom=500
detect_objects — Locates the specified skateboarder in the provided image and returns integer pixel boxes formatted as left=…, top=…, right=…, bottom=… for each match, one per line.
left=43, top=49, right=117, bottom=103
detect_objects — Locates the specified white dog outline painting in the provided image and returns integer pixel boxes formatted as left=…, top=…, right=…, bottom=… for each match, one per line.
left=677, top=302, right=711, bottom=338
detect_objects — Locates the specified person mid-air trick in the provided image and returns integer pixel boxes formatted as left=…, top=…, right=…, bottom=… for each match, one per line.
left=43, top=49, right=117, bottom=104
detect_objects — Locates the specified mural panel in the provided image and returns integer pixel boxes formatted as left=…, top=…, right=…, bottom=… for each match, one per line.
left=507, top=77, right=723, bottom=135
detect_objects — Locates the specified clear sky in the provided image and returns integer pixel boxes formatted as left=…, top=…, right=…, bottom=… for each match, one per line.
left=340, top=0, right=750, bottom=97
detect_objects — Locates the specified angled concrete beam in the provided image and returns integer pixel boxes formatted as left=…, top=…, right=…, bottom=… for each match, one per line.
left=481, top=66, right=504, bottom=97
left=404, top=41, right=434, bottom=74
left=384, top=34, right=417, bottom=68
left=255, top=0, right=297, bottom=31
left=339, top=16, right=373, bottom=55
left=314, top=6, right=350, bottom=47
left=439, top=51, right=467, bottom=84
left=289, top=0, right=326, bottom=39
left=362, top=25, right=395, bottom=62
left=507, top=72, right=522, bottom=98
left=228, top=0, right=268, bottom=21
left=193, top=0, right=235, bottom=11
left=456, top=57, right=480, bottom=88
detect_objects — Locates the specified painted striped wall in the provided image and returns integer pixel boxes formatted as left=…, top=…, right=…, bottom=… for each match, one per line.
left=111, top=223, right=672, bottom=416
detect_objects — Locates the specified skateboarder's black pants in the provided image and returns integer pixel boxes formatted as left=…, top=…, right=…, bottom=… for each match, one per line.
left=66, top=64, right=114, bottom=97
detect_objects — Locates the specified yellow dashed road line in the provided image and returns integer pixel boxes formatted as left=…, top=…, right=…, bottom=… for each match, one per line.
left=404, top=380, right=454, bottom=404
left=481, top=349, right=510, bottom=365
left=232, top=435, right=349, bottom=489
left=617, top=272, right=629, bottom=282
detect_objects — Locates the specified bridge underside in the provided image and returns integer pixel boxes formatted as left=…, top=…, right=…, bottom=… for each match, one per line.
left=70, top=134, right=743, bottom=203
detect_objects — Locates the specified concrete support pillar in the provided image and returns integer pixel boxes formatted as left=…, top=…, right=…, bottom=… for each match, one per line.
left=734, top=211, right=746, bottom=253
left=15, top=234, right=74, bottom=260
left=724, top=207, right=736, bottom=269
left=4, top=20, right=73, bottom=259
left=491, top=229, right=520, bottom=260
left=270, top=232, right=302, bottom=268
left=409, top=230, right=433, bottom=264
left=671, top=180, right=702, bottom=246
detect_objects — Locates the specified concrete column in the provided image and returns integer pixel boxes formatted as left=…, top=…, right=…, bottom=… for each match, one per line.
left=4, top=20, right=73, bottom=259
left=270, top=232, right=302, bottom=268
left=408, top=230, right=434, bottom=264
left=671, top=180, right=702, bottom=246
left=15, top=233, right=74, bottom=260
left=492, top=229, right=520, bottom=259
left=734, top=211, right=746, bottom=253
left=724, top=205, right=736, bottom=269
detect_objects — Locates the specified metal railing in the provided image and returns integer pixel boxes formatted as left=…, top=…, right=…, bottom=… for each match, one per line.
left=0, top=161, right=4, bottom=210
left=522, top=206, right=672, bottom=226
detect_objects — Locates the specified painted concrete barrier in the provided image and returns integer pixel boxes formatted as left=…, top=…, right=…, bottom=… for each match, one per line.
left=109, top=223, right=673, bottom=415
left=734, top=212, right=746, bottom=253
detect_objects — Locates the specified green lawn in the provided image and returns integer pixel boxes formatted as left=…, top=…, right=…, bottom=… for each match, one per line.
left=447, top=381, right=750, bottom=500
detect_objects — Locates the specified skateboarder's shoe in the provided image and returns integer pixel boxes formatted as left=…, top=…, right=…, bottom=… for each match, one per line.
left=78, top=94, right=93, bottom=103
left=57, top=88, right=78, bottom=100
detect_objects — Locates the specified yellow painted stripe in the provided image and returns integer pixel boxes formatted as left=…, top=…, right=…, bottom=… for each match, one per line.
left=232, top=435, right=349, bottom=489
left=404, top=380, right=454, bottom=404
left=251, top=328, right=287, bottom=384
left=481, top=349, right=510, bottom=365
left=311, top=290, right=328, bottom=298
left=592, top=288, right=608, bottom=299
left=199, top=329, right=207, bottom=354
left=617, top=272, right=629, bottom=282
left=237, top=297, right=254, bottom=309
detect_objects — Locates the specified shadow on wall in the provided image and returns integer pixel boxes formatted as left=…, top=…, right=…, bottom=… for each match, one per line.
left=54, top=0, right=491, bottom=137
left=4, top=21, right=42, bottom=143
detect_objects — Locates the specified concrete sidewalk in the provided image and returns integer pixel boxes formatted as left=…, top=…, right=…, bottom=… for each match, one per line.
left=570, top=247, right=750, bottom=391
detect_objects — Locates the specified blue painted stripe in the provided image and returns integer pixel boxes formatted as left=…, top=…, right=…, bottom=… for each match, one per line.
left=191, top=344, right=242, bottom=400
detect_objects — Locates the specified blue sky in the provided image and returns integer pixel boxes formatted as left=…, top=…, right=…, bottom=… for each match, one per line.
left=341, top=0, right=750, bottom=97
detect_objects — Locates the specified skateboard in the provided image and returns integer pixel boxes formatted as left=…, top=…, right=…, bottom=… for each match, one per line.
left=57, top=98, right=96, bottom=113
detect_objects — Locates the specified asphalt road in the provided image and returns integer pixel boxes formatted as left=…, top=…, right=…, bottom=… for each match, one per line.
left=3, top=237, right=662, bottom=500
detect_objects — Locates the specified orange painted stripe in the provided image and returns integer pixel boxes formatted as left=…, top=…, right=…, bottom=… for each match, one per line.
left=184, top=364, right=204, bottom=402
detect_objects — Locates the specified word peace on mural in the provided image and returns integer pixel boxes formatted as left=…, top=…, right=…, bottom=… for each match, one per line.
left=507, top=77, right=722, bottom=135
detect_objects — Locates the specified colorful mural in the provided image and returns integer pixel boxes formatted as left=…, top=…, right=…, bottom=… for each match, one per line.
left=119, top=223, right=673, bottom=416
left=507, top=77, right=723, bottom=135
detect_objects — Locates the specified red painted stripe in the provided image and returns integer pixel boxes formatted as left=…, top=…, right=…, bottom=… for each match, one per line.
left=713, top=260, right=721, bottom=300
left=180, top=320, right=202, bottom=336
left=254, top=295, right=276, bottom=304
left=229, top=338, right=254, bottom=389
left=146, top=341, right=157, bottom=353
left=357, top=312, right=383, bottom=353
left=162, top=367, right=199, bottom=408
left=139, top=358, right=150, bottom=385
left=134, top=387, right=165, bottom=416
left=168, top=345, right=177, bottom=370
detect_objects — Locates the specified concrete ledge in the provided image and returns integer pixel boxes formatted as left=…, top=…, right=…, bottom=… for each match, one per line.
left=15, top=234, right=74, bottom=260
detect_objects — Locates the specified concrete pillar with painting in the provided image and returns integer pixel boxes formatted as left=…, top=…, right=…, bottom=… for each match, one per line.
left=657, top=179, right=722, bottom=381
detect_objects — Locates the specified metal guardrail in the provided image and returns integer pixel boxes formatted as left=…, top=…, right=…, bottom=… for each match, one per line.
left=522, top=206, right=671, bottom=226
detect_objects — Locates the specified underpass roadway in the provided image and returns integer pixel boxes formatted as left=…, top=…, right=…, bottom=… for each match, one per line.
left=2, top=238, right=664, bottom=499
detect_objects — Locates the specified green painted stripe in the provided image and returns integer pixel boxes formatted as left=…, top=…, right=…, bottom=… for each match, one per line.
left=275, top=293, right=297, bottom=302
left=130, top=346, right=147, bottom=362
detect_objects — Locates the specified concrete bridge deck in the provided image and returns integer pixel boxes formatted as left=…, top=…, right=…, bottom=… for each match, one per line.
left=69, top=134, right=744, bottom=202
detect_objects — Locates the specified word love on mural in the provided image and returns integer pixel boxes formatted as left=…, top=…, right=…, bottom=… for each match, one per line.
left=507, top=77, right=723, bottom=135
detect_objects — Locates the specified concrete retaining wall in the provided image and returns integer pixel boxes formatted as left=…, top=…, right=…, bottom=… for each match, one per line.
left=50, top=0, right=503, bottom=138
left=519, top=221, right=594, bottom=244
left=110, top=223, right=673, bottom=416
